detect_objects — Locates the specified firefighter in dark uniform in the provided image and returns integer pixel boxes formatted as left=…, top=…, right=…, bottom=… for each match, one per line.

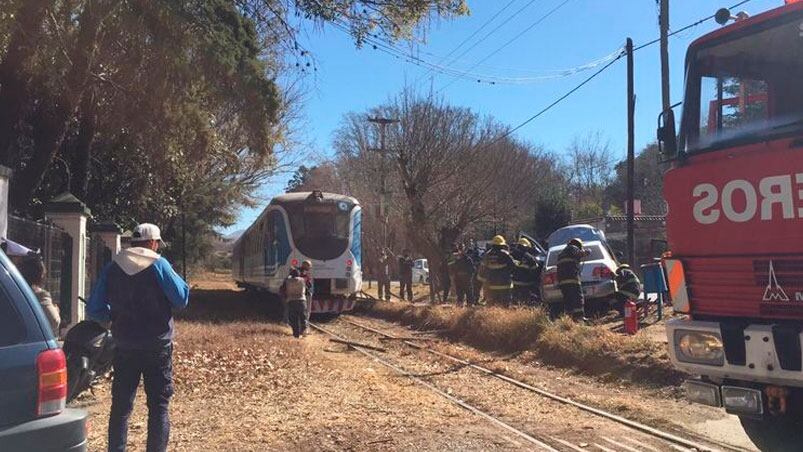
left=614, top=264, right=643, bottom=313
left=448, top=244, right=475, bottom=307
left=477, top=235, right=516, bottom=306
left=556, top=238, right=590, bottom=320
left=510, top=237, right=541, bottom=305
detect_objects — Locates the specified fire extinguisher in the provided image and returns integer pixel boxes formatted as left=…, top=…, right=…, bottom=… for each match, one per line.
left=624, top=299, right=639, bottom=335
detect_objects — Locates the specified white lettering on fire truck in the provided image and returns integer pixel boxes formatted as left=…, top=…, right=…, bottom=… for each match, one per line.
left=692, top=174, right=801, bottom=224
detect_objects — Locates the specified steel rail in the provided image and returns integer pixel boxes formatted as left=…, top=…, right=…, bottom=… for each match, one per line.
left=341, top=316, right=750, bottom=452
left=309, top=322, right=560, bottom=451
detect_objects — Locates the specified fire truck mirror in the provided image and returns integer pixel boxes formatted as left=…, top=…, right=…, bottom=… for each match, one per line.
left=657, top=109, right=678, bottom=159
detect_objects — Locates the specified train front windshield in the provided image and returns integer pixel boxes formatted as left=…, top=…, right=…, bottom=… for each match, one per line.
left=287, top=202, right=352, bottom=260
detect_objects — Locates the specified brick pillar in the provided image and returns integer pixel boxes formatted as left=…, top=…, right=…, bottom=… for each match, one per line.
left=46, top=193, right=90, bottom=326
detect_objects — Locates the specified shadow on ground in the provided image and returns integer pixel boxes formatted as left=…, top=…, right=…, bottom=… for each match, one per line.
left=176, top=288, right=285, bottom=323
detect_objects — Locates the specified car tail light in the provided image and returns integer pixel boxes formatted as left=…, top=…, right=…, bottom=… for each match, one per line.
left=291, top=259, right=299, bottom=267
left=37, top=348, right=67, bottom=416
left=593, top=266, right=614, bottom=279
left=345, top=259, right=353, bottom=267
left=542, top=271, right=556, bottom=286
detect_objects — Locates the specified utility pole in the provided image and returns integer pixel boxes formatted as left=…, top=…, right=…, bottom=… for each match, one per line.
left=626, top=38, right=636, bottom=266
left=659, top=0, right=671, bottom=112
left=367, top=117, right=398, bottom=252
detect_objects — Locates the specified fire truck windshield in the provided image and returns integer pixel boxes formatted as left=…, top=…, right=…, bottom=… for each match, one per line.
left=680, top=12, right=803, bottom=153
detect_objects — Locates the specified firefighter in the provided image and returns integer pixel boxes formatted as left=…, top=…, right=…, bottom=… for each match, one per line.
left=614, top=264, right=643, bottom=313
left=448, top=244, right=474, bottom=307
left=556, top=238, right=590, bottom=320
left=477, top=235, right=515, bottom=307
left=510, top=237, right=541, bottom=305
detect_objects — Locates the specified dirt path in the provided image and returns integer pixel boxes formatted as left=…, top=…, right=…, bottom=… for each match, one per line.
left=72, top=275, right=520, bottom=451
left=71, top=273, right=757, bottom=451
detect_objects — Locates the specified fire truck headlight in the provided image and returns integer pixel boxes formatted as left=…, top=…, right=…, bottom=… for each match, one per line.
left=721, top=386, right=763, bottom=415
left=675, top=330, right=724, bottom=365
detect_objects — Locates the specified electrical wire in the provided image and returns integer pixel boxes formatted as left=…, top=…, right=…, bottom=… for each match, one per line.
left=416, top=0, right=520, bottom=83
left=438, top=0, right=573, bottom=91
left=323, top=0, right=758, bottom=85
left=437, top=0, right=542, bottom=74
left=634, top=0, right=755, bottom=51
left=487, top=47, right=626, bottom=146
left=331, top=19, right=618, bottom=85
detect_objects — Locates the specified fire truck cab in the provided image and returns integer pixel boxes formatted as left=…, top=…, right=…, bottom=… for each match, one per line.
left=658, top=1, right=803, bottom=449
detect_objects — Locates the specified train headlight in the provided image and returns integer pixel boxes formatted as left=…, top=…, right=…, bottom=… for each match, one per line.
left=674, top=330, right=724, bottom=366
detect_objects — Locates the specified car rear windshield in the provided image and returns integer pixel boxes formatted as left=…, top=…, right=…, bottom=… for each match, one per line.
left=546, top=226, right=606, bottom=248
left=546, top=244, right=604, bottom=267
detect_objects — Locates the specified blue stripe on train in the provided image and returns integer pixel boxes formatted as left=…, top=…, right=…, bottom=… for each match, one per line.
left=350, top=208, right=362, bottom=266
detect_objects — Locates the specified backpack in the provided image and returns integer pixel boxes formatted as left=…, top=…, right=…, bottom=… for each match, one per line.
left=285, top=276, right=306, bottom=301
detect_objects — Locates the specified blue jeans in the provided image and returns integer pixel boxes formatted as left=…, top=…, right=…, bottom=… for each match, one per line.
left=108, top=346, right=174, bottom=452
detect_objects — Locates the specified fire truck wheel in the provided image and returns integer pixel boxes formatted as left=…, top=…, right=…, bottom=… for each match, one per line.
left=740, top=415, right=803, bottom=451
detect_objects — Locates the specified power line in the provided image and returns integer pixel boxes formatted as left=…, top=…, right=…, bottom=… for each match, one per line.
left=436, top=0, right=542, bottom=75
left=416, top=0, right=520, bottom=83
left=489, top=47, right=626, bottom=146
left=634, top=0, right=755, bottom=51
left=439, top=0, right=572, bottom=91
left=331, top=19, right=617, bottom=86
left=328, top=0, right=756, bottom=90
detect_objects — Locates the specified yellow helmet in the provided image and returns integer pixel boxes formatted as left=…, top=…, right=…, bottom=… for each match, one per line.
left=517, top=237, right=532, bottom=247
left=491, top=235, right=507, bottom=246
left=301, top=260, right=312, bottom=269
left=568, top=238, right=583, bottom=248
left=618, top=263, right=630, bottom=270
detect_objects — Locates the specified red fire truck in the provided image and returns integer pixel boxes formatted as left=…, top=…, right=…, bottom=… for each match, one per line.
left=658, top=1, right=803, bottom=449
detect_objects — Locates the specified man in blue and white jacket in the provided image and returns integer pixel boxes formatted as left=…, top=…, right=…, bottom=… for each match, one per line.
left=88, top=223, right=189, bottom=452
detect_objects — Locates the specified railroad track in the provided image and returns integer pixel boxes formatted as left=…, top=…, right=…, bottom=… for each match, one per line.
left=310, top=314, right=755, bottom=452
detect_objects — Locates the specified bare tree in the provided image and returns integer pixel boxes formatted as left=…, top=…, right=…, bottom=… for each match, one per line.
left=333, top=90, right=540, bottom=301
left=565, top=131, right=615, bottom=209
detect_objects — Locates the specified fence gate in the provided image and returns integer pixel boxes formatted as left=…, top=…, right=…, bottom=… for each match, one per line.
left=7, top=215, right=73, bottom=321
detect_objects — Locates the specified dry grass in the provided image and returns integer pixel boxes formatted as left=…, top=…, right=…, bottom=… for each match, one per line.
left=359, top=302, right=685, bottom=386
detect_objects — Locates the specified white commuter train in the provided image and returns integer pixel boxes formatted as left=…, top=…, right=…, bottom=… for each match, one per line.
left=232, top=191, right=362, bottom=313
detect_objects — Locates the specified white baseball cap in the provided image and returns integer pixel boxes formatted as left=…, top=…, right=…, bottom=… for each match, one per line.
left=131, top=223, right=163, bottom=244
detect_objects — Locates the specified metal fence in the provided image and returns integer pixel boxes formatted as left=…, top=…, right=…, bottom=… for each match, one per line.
left=7, top=215, right=73, bottom=320
left=86, top=233, right=110, bottom=297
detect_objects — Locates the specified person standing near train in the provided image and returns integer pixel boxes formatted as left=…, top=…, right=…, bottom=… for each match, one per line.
left=299, top=260, right=313, bottom=332
left=398, top=249, right=414, bottom=302
left=281, top=268, right=308, bottom=338
left=377, top=249, right=391, bottom=301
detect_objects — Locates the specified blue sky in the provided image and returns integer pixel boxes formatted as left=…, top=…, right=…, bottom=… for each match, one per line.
left=224, top=0, right=779, bottom=234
